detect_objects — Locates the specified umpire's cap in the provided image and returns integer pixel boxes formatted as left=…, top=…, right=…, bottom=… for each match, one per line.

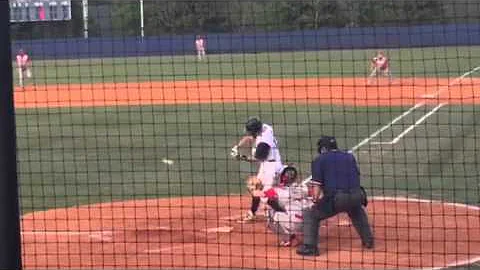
left=317, top=136, right=338, bottom=153
left=245, top=117, right=263, bottom=136
left=254, top=142, right=271, bottom=161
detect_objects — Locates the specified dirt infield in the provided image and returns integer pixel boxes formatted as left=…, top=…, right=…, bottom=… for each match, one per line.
left=21, top=196, right=480, bottom=269
left=14, top=77, right=480, bottom=108
left=16, top=77, right=480, bottom=269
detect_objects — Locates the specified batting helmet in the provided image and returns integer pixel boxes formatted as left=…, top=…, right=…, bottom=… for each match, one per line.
left=254, top=142, right=271, bottom=161
left=317, top=136, right=338, bottom=153
left=245, top=117, right=263, bottom=136
left=279, top=165, right=298, bottom=186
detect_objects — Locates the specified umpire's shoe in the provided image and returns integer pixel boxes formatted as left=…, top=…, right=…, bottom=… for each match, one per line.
left=296, top=244, right=319, bottom=256
left=362, top=240, right=375, bottom=249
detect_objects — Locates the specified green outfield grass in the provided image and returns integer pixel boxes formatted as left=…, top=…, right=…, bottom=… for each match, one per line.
left=16, top=103, right=480, bottom=213
left=13, top=45, right=480, bottom=85
left=12, top=41, right=480, bottom=270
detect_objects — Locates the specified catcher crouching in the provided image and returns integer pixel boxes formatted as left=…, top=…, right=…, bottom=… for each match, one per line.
left=250, top=165, right=313, bottom=247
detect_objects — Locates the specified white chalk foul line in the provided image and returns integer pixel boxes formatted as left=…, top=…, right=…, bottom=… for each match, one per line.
left=421, top=65, right=480, bottom=98
left=349, top=102, right=425, bottom=152
left=355, top=64, right=480, bottom=153
left=302, top=103, right=425, bottom=186
left=423, top=256, right=480, bottom=270
left=145, top=197, right=480, bottom=269
left=22, top=230, right=113, bottom=242
left=357, top=197, right=480, bottom=270
left=144, top=243, right=196, bottom=254
left=202, top=226, right=234, bottom=233
left=143, top=226, right=233, bottom=254
left=371, top=103, right=447, bottom=145
left=390, top=102, right=446, bottom=144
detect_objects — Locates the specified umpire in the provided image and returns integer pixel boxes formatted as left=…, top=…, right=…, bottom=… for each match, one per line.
left=296, top=136, right=374, bottom=256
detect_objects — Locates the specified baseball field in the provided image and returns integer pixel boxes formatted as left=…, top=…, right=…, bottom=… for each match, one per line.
left=14, top=46, right=480, bottom=269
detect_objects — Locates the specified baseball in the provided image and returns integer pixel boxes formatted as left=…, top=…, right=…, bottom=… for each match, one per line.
left=162, top=158, right=174, bottom=165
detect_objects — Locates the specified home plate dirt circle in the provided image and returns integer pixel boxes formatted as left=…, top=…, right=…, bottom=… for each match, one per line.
left=21, top=196, right=480, bottom=269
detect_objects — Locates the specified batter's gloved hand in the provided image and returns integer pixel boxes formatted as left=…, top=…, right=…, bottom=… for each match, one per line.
left=246, top=176, right=264, bottom=194
left=230, top=145, right=239, bottom=159
left=238, top=155, right=249, bottom=161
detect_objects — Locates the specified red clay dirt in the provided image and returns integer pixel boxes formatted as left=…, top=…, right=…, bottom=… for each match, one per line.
left=14, top=77, right=480, bottom=108
left=16, top=77, right=480, bottom=269
left=21, top=196, right=480, bottom=269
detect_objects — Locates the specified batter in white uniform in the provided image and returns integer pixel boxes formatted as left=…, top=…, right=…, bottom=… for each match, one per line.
left=231, top=117, right=284, bottom=222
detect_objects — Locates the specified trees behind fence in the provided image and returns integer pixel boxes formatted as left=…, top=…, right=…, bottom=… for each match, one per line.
left=10, top=0, right=480, bottom=40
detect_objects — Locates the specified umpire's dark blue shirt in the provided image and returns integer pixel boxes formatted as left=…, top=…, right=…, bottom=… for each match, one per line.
left=311, top=150, right=360, bottom=192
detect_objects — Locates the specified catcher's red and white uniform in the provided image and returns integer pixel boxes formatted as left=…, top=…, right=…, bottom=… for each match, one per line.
left=263, top=183, right=313, bottom=242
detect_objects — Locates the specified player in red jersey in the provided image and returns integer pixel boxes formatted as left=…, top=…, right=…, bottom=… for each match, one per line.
left=367, top=50, right=393, bottom=85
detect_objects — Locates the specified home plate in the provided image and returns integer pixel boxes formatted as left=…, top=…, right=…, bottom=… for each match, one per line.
left=420, top=94, right=437, bottom=99
left=203, top=226, right=234, bottom=233
left=147, top=226, right=171, bottom=231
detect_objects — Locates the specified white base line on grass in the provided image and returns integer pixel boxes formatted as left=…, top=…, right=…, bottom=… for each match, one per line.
left=303, top=65, right=480, bottom=185
left=371, top=103, right=447, bottom=145
left=349, top=102, right=425, bottom=152
left=421, top=65, right=480, bottom=98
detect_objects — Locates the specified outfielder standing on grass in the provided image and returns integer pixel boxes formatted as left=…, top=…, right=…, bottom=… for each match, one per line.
left=16, top=49, right=32, bottom=87
left=296, top=136, right=374, bottom=256
left=367, top=50, right=393, bottom=85
left=231, top=117, right=284, bottom=222
left=195, top=35, right=206, bottom=61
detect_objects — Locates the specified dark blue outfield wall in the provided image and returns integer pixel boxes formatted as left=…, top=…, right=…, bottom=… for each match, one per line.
left=12, top=24, right=480, bottom=60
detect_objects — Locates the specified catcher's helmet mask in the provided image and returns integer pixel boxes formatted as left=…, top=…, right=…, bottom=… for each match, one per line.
left=279, top=165, right=298, bottom=186
left=254, top=142, right=271, bottom=161
left=317, top=135, right=338, bottom=154
left=245, top=117, right=263, bottom=137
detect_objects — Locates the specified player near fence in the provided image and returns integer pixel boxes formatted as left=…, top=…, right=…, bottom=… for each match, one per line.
left=250, top=165, right=313, bottom=247
left=296, top=136, right=374, bottom=256
left=16, top=49, right=32, bottom=87
left=195, top=35, right=206, bottom=61
left=231, top=117, right=284, bottom=222
left=367, top=50, right=393, bottom=85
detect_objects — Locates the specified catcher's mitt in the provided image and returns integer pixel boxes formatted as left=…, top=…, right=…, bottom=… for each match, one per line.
left=246, top=176, right=263, bottom=194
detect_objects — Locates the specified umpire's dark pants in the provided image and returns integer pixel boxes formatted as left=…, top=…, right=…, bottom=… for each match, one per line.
left=302, top=188, right=374, bottom=247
